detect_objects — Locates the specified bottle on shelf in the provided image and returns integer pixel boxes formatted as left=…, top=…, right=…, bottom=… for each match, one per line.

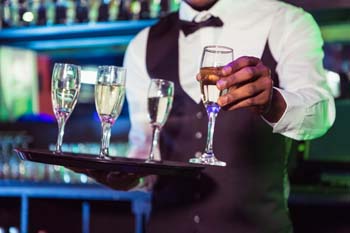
left=117, top=0, right=132, bottom=20
left=66, top=0, right=75, bottom=24
left=46, top=0, right=55, bottom=25
left=54, top=0, right=67, bottom=24
left=75, top=0, right=88, bottom=23
left=8, top=143, right=20, bottom=180
left=0, top=132, right=38, bottom=181
left=169, top=0, right=180, bottom=12
left=149, top=0, right=160, bottom=19
left=1, top=0, right=12, bottom=28
left=0, top=135, right=11, bottom=179
left=18, top=0, right=29, bottom=26
left=97, top=0, right=109, bottom=22
left=36, top=0, right=47, bottom=25
left=108, top=0, right=118, bottom=21
left=9, top=0, right=19, bottom=27
left=139, top=0, right=150, bottom=19
left=129, top=0, right=139, bottom=19
left=159, top=0, right=168, bottom=17
left=88, top=0, right=99, bottom=23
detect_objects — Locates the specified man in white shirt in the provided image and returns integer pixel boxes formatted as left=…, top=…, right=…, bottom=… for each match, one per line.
left=86, top=0, right=335, bottom=232
left=125, top=0, right=335, bottom=148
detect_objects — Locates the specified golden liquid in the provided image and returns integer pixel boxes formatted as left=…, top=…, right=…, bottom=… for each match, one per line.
left=200, top=66, right=223, bottom=105
left=95, top=84, right=125, bottom=123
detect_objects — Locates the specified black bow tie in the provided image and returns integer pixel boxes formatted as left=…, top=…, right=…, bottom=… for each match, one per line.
left=179, top=16, right=224, bottom=36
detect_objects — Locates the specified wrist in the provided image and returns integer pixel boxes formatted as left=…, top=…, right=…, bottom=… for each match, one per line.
left=262, top=88, right=287, bottom=123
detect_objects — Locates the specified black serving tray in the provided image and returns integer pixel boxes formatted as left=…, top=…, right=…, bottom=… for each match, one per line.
left=14, top=148, right=205, bottom=176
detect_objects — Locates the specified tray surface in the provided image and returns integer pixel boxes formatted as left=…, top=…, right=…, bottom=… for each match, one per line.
left=15, top=148, right=205, bottom=176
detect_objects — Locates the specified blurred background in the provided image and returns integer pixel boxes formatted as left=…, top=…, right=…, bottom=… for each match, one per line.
left=0, top=0, right=349, bottom=232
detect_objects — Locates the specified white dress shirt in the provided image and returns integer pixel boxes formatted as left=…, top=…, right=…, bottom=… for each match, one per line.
left=124, top=0, right=335, bottom=159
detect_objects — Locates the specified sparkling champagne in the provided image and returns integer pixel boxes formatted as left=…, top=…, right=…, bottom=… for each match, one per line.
left=200, top=66, right=224, bottom=106
left=148, top=96, right=173, bottom=128
left=95, top=84, right=125, bottom=124
left=189, top=45, right=232, bottom=166
left=52, top=87, right=79, bottom=119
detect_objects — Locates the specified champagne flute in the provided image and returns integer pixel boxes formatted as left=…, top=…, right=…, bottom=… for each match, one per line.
left=147, top=79, right=174, bottom=163
left=95, top=66, right=126, bottom=159
left=189, top=45, right=233, bottom=166
left=51, top=63, right=81, bottom=153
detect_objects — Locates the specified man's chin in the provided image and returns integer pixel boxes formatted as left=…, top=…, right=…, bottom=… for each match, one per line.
left=184, top=0, right=219, bottom=11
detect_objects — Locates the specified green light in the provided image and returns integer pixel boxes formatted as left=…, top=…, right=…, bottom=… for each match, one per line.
left=320, top=23, right=350, bottom=42
left=297, top=143, right=305, bottom=152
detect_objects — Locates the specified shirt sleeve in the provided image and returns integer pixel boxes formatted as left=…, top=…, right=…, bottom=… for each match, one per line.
left=123, top=28, right=154, bottom=159
left=266, top=4, right=335, bottom=140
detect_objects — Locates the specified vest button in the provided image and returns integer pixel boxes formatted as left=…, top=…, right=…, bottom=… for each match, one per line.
left=195, top=132, right=202, bottom=139
left=194, top=215, right=200, bottom=224
left=196, top=112, right=203, bottom=119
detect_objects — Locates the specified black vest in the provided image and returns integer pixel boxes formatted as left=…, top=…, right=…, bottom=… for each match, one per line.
left=145, top=12, right=292, bottom=233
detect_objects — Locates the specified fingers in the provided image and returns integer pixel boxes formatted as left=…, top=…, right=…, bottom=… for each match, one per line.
left=217, top=60, right=270, bottom=90
left=222, top=89, right=271, bottom=112
left=106, top=171, right=141, bottom=183
left=196, top=56, right=261, bottom=82
left=127, top=175, right=158, bottom=192
left=106, top=172, right=141, bottom=190
left=87, top=169, right=110, bottom=183
left=66, top=167, right=144, bottom=191
left=220, top=56, right=261, bottom=76
left=218, top=78, right=264, bottom=106
left=195, top=56, right=273, bottom=112
left=218, top=76, right=273, bottom=111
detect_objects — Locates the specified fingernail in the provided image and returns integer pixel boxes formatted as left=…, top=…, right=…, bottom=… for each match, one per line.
left=218, top=96, right=227, bottom=106
left=217, top=79, right=226, bottom=89
left=221, top=66, right=231, bottom=75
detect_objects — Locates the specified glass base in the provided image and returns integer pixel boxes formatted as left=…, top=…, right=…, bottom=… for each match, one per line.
left=98, top=153, right=112, bottom=160
left=145, top=158, right=162, bottom=164
left=53, top=150, right=63, bottom=155
left=189, top=153, right=226, bottom=167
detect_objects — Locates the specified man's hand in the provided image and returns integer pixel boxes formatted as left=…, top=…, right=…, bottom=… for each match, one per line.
left=198, top=56, right=286, bottom=123
left=68, top=167, right=143, bottom=191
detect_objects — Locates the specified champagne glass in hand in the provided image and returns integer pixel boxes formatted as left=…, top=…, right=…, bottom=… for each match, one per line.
left=147, top=79, right=174, bottom=163
left=51, top=63, right=81, bottom=153
left=95, top=66, right=126, bottom=159
left=189, top=45, right=233, bottom=166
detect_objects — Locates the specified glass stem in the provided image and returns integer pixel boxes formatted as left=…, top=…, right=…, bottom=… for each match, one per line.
left=204, top=109, right=218, bottom=157
left=56, top=117, right=66, bottom=153
left=148, top=126, right=160, bottom=161
left=100, top=122, right=112, bottom=157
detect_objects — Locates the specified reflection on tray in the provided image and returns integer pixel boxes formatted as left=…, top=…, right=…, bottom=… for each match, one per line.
left=48, top=142, right=130, bottom=158
left=15, top=148, right=205, bottom=177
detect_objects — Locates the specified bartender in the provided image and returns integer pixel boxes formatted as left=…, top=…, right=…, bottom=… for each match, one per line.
left=85, top=0, right=335, bottom=232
